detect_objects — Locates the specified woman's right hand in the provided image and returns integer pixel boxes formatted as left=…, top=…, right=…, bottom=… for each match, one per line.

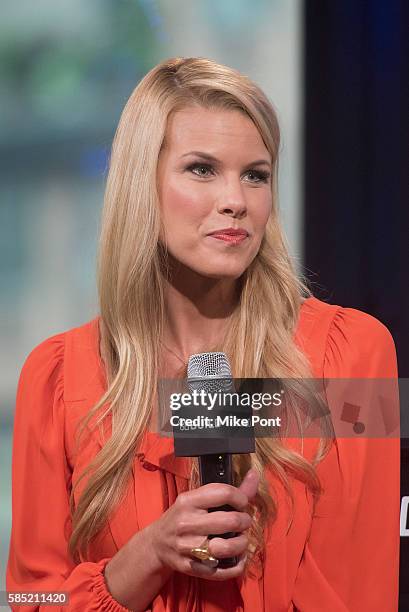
left=147, top=468, right=260, bottom=581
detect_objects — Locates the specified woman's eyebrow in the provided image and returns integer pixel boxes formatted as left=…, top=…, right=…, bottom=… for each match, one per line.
left=180, top=150, right=271, bottom=168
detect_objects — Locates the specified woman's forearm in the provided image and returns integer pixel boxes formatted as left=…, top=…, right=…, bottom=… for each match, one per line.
left=104, top=523, right=173, bottom=611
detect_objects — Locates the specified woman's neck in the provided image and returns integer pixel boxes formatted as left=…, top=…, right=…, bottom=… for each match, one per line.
left=162, top=262, right=240, bottom=361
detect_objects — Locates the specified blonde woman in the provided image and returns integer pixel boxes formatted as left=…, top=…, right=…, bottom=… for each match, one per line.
left=7, top=57, right=399, bottom=611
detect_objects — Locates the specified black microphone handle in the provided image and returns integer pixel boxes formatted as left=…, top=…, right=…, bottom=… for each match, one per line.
left=199, top=453, right=239, bottom=569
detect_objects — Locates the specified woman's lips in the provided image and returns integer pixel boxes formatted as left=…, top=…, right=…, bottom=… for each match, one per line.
left=207, top=229, right=249, bottom=245
left=209, top=233, right=248, bottom=244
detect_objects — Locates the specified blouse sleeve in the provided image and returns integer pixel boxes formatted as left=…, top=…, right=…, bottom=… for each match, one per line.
left=6, top=335, right=132, bottom=612
left=292, top=307, right=400, bottom=612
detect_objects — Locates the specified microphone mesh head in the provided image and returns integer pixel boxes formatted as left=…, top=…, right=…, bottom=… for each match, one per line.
left=187, top=352, right=232, bottom=379
left=187, top=352, right=233, bottom=395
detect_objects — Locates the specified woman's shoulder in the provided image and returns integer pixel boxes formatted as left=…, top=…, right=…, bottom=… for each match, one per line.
left=297, top=296, right=397, bottom=377
left=300, top=295, right=393, bottom=334
left=19, top=316, right=101, bottom=403
left=300, top=295, right=394, bottom=343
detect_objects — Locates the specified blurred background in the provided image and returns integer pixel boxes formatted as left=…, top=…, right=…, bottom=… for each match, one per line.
left=1, top=0, right=408, bottom=607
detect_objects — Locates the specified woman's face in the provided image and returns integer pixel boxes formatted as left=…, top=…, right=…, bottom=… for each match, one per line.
left=157, top=106, right=273, bottom=279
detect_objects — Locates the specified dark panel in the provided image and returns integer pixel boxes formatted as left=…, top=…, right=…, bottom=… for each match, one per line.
left=303, top=2, right=409, bottom=609
left=303, top=0, right=409, bottom=376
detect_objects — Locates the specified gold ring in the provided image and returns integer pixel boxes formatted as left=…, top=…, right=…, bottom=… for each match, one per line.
left=190, top=538, right=219, bottom=568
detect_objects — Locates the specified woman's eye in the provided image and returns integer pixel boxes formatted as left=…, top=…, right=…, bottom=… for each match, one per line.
left=187, top=164, right=214, bottom=178
left=246, top=170, right=270, bottom=183
left=188, top=163, right=213, bottom=177
left=187, top=163, right=270, bottom=183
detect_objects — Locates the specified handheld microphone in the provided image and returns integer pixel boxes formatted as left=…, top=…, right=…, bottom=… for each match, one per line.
left=173, top=351, right=255, bottom=569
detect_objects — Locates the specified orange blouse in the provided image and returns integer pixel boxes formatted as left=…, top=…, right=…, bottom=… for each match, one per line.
left=6, top=296, right=400, bottom=611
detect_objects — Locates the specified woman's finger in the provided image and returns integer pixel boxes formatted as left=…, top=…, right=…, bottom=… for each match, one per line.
left=186, top=552, right=248, bottom=581
left=178, top=483, right=249, bottom=512
left=238, top=468, right=259, bottom=501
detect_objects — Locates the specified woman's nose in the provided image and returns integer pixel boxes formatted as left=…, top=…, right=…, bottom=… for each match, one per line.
left=216, top=182, right=247, bottom=218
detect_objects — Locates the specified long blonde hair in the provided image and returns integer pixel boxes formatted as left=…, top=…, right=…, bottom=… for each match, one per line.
left=68, top=57, right=334, bottom=573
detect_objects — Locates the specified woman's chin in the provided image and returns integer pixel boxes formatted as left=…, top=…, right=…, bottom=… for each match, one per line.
left=166, top=252, right=251, bottom=280
left=193, top=265, right=247, bottom=280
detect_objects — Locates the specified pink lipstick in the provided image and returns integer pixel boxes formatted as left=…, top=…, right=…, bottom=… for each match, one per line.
left=207, top=228, right=249, bottom=245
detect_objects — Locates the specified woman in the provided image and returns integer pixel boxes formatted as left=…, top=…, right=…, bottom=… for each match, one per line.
left=7, top=57, right=399, bottom=611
